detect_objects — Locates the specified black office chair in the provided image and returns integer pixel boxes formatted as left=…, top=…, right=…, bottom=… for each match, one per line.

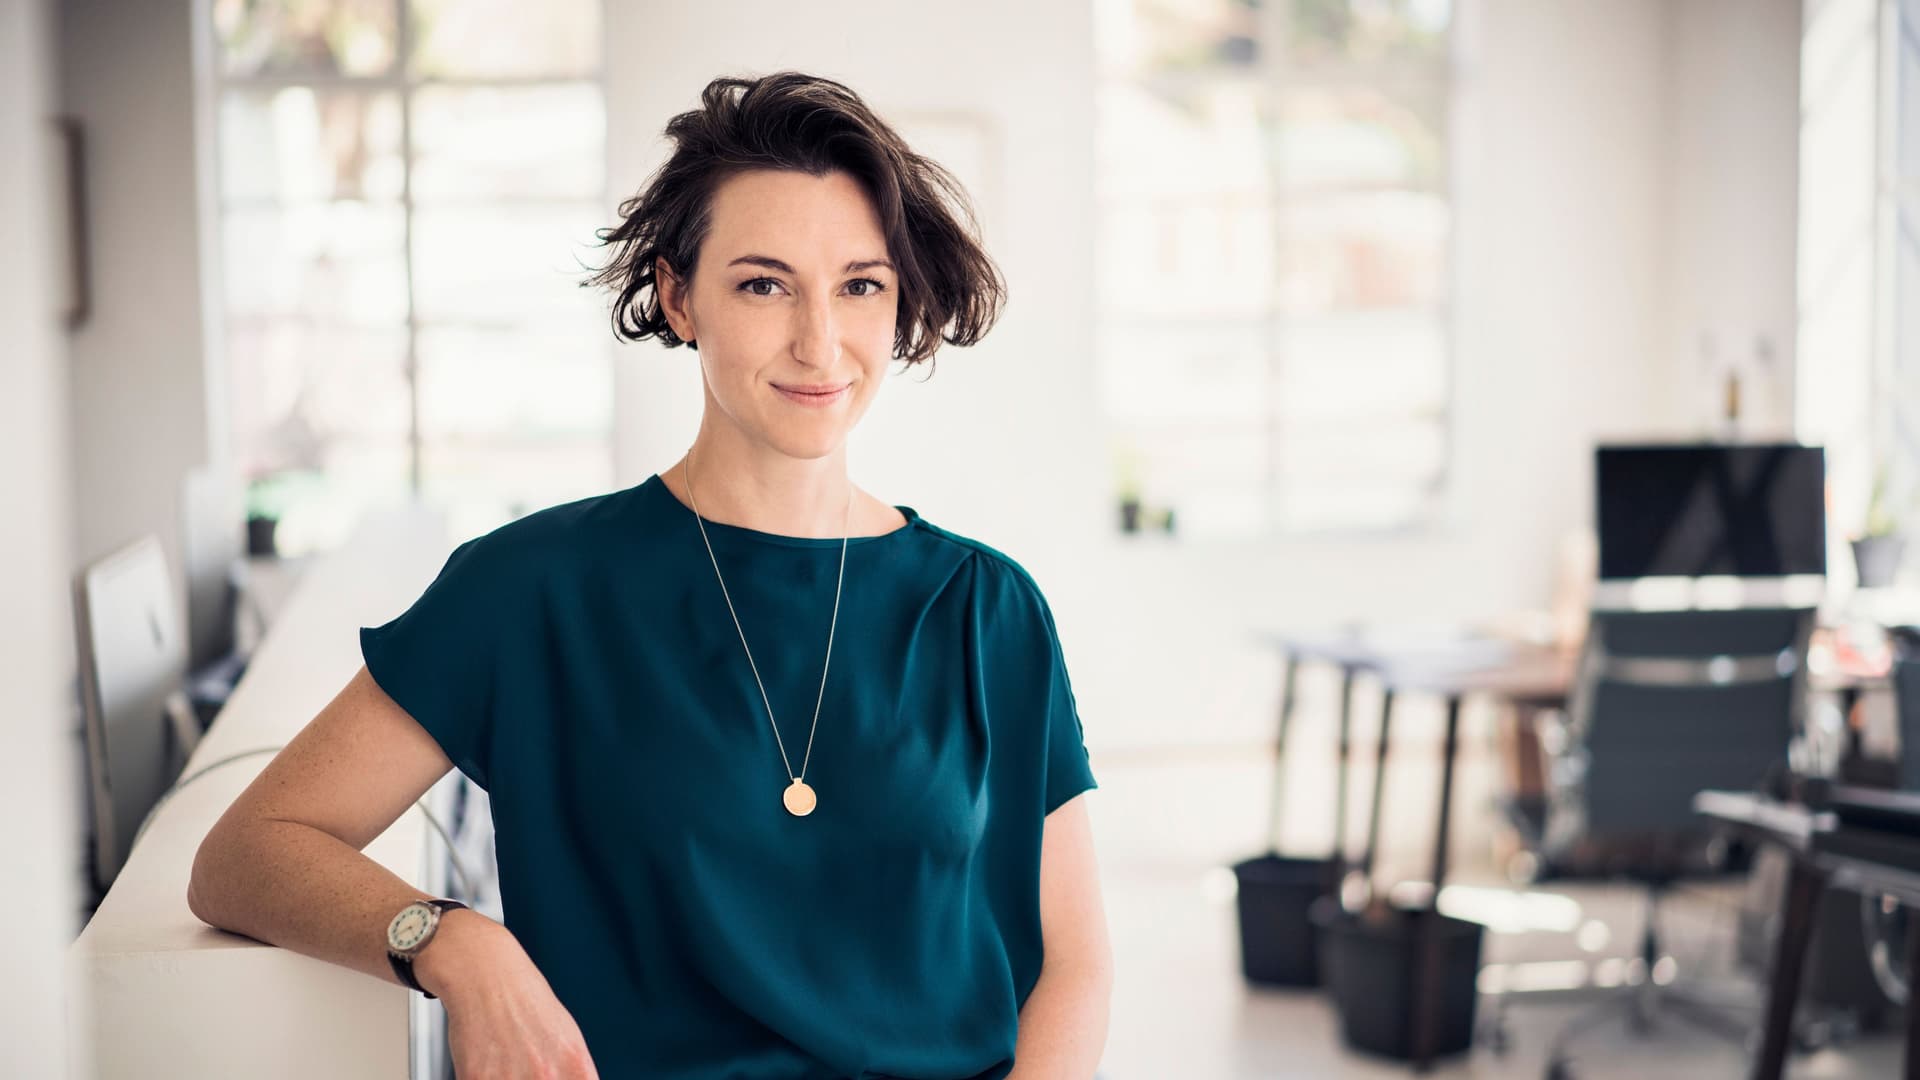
left=1894, top=626, right=1920, bottom=788
left=1860, top=630, right=1920, bottom=1010
left=1488, top=606, right=1815, bottom=1073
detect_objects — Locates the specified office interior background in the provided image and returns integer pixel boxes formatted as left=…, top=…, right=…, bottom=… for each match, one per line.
left=6, top=0, right=1920, bottom=1076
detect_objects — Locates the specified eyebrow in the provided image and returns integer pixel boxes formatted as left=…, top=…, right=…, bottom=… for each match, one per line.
left=725, top=255, right=895, bottom=274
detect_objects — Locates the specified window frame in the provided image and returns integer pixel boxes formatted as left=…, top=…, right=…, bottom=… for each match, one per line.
left=1093, top=0, right=1465, bottom=544
left=198, top=0, right=611, bottom=549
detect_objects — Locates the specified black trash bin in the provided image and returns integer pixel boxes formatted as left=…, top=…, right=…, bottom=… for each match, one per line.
left=1232, top=852, right=1339, bottom=986
left=1313, top=901, right=1485, bottom=1061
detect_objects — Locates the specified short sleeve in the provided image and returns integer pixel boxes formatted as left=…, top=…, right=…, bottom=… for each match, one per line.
left=359, top=536, right=502, bottom=791
left=1034, top=586, right=1098, bottom=818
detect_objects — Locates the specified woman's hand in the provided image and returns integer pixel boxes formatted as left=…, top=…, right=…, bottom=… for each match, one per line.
left=417, top=910, right=600, bottom=1079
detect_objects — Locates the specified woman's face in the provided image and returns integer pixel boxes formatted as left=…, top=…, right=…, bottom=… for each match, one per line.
left=658, top=168, right=898, bottom=460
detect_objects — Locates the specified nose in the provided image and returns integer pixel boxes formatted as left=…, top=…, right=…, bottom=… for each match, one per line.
left=790, top=292, right=839, bottom=369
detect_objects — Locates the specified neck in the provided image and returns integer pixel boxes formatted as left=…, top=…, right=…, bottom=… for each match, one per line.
left=673, top=423, right=856, bottom=539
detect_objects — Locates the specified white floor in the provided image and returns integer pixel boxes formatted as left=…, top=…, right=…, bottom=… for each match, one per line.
left=1089, top=758, right=1905, bottom=1079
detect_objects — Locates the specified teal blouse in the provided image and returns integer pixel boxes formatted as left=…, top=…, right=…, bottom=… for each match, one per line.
left=359, top=472, right=1099, bottom=1079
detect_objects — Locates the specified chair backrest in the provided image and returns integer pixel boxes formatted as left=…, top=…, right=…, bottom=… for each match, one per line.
left=1894, top=627, right=1920, bottom=789
left=1564, top=606, right=1814, bottom=837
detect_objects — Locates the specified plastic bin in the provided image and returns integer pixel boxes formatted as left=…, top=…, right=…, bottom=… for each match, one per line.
left=1313, top=902, right=1485, bottom=1061
left=1231, top=853, right=1340, bottom=987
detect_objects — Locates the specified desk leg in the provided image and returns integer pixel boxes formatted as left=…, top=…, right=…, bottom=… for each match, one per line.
left=1507, top=702, right=1546, bottom=801
left=1429, top=694, right=1462, bottom=897
left=1751, top=859, right=1824, bottom=1080
left=1266, top=652, right=1300, bottom=853
left=1333, top=666, right=1357, bottom=872
left=1905, top=906, right=1920, bottom=1080
left=1839, top=685, right=1866, bottom=776
left=1410, top=694, right=1464, bottom=1073
left=1360, top=687, right=1395, bottom=884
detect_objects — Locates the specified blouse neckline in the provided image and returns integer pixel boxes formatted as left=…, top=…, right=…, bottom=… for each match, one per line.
left=640, top=472, right=921, bottom=550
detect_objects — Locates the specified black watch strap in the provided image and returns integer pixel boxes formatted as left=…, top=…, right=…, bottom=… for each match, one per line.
left=389, top=898, right=469, bottom=1000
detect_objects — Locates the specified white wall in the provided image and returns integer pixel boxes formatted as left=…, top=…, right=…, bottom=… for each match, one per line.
left=0, top=0, right=82, bottom=1074
left=58, top=0, right=211, bottom=650
left=1122, top=0, right=1799, bottom=750
left=1660, top=0, right=1803, bottom=437
left=1083, top=0, right=1685, bottom=868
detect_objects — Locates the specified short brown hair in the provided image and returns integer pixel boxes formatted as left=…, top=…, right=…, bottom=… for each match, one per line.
left=582, top=71, right=1005, bottom=370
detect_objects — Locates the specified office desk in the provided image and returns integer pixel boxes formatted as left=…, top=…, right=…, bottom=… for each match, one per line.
left=1264, top=623, right=1892, bottom=867
left=1257, top=628, right=1576, bottom=1071
left=1695, top=789, right=1920, bottom=1080
left=66, top=505, right=465, bottom=1080
left=1259, top=629, right=1573, bottom=866
left=1262, top=611, right=1905, bottom=1072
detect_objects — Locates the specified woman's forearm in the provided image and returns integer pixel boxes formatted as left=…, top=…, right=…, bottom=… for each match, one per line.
left=187, top=816, right=507, bottom=1000
left=192, top=815, right=606, bottom=1075
left=1006, top=960, right=1113, bottom=1079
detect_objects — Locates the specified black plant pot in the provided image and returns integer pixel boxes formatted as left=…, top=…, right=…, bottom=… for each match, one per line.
left=246, top=515, right=278, bottom=558
left=1231, top=852, right=1340, bottom=987
left=1853, top=535, right=1907, bottom=588
left=1312, top=902, right=1485, bottom=1061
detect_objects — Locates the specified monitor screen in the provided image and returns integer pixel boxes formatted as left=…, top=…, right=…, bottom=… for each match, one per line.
left=1595, top=443, right=1826, bottom=579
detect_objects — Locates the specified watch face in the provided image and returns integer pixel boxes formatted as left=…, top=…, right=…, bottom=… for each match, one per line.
left=387, top=902, right=436, bottom=952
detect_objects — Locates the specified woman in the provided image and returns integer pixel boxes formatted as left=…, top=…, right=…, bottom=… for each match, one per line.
left=189, top=71, right=1112, bottom=1079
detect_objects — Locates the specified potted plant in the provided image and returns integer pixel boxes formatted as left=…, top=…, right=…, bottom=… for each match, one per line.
left=244, top=470, right=299, bottom=558
left=1853, top=464, right=1909, bottom=589
left=1113, top=441, right=1143, bottom=534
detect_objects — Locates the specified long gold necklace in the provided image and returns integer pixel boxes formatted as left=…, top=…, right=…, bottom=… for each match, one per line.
left=683, top=451, right=851, bottom=817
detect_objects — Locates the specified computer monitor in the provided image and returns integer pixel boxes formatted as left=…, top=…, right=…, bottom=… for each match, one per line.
left=1595, top=443, right=1826, bottom=580
left=74, top=535, right=190, bottom=895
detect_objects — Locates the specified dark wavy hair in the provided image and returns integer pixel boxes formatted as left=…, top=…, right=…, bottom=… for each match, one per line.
left=581, top=71, right=1006, bottom=372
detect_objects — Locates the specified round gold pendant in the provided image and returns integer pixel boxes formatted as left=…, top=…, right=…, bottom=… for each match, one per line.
left=783, top=778, right=817, bottom=817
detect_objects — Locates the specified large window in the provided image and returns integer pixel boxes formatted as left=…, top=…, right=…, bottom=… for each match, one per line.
left=208, top=0, right=611, bottom=554
left=1796, top=0, right=1920, bottom=580
left=1890, top=0, right=1920, bottom=539
left=1095, top=0, right=1455, bottom=540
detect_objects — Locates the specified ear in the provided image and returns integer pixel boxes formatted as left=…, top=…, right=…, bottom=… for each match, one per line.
left=655, top=256, right=694, bottom=343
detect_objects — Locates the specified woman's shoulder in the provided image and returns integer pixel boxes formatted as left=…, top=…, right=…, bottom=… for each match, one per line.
left=911, top=518, right=1058, bottom=621
left=450, top=486, right=637, bottom=580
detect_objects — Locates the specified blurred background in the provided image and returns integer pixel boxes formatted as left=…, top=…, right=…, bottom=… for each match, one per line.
left=7, top=0, right=1920, bottom=1077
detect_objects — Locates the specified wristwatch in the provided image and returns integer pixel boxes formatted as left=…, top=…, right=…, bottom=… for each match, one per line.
left=386, top=897, right=468, bottom=999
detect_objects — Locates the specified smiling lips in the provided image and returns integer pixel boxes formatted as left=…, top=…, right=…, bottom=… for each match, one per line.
left=773, top=381, right=851, bottom=407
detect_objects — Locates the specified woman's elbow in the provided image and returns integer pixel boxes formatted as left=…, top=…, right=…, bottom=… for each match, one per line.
left=186, top=822, right=244, bottom=926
